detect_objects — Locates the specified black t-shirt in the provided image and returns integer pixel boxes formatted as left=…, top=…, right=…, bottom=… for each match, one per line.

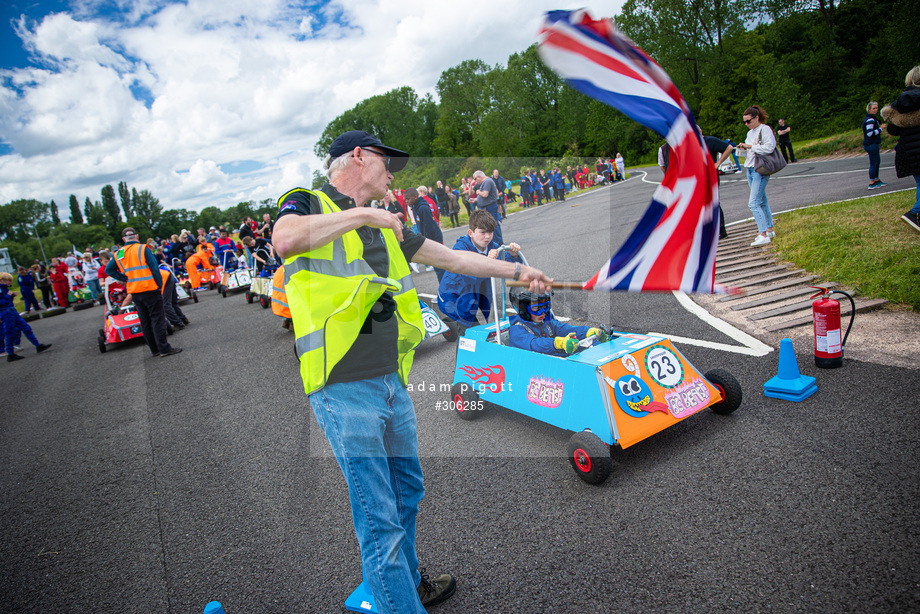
left=260, top=219, right=274, bottom=240
left=776, top=123, right=792, bottom=143
left=239, top=224, right=255, bottom=242
left=252, top=238, right=272, bottom=271
left=703, top=136, right=731, bottom=184
left=276, top=184, right=427, bottom=386
left=703, top=135, right=729, bottom=162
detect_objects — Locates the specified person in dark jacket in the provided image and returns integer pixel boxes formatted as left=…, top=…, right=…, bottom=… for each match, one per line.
left=552, top=168, right=566, bottom=201
left=405, top=187, right=445, bottom=281
left=881, top=65, right=920, bottom=231
left=436, top=210, right=521, bottom=330
left=863, top=101, right=887, bottom=189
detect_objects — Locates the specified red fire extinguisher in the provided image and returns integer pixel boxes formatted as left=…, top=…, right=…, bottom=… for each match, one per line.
left=809, top=287, right=855, bottom=369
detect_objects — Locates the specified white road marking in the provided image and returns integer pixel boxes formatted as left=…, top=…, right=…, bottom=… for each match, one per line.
left=650, top=291, right=773, bottom=356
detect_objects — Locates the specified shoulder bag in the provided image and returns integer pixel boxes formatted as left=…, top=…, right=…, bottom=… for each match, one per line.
left=754, top=127, right=787, bottom=176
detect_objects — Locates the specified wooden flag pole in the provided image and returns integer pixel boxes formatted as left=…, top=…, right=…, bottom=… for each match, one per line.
left=505, top=280, right=590, bottom=290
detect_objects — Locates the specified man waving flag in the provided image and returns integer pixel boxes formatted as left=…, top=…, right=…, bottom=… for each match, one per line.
left=537, top=9, right=722, bottom=293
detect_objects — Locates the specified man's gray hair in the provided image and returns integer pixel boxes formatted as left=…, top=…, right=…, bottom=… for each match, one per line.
left=324, top=152, right=352, bottom=179
left=473, top=170, right=486, bottom=179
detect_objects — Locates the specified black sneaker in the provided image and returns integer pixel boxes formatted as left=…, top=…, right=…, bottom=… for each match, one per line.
left=902, top=210, right=920, bottom=232
left=159, top=347, right=183, bottom=357
left=181, top=318, right=190, bottom=325
left=7, top=354, right=25, bottom=362
left=36, top=343, right=52, bottom=353
left=417, top=568, right=456, bottom=608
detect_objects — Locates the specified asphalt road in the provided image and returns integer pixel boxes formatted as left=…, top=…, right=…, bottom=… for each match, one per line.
left=2, top=153, right=918, bottom=613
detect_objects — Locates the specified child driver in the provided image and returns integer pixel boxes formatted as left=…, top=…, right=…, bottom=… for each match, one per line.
left=508, top=288, right=607, bottom=356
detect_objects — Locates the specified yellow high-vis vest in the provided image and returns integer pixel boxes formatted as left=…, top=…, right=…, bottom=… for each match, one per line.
left=280, top=188, right=425, bottom=395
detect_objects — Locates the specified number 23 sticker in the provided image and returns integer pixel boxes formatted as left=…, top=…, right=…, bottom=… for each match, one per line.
left=644, top=345, right=683, bottom=388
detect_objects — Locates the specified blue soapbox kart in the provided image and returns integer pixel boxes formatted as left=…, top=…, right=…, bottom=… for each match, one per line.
left=448, top=249, right=743, bottom=485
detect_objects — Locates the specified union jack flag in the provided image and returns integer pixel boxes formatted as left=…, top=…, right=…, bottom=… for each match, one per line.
left=537, top=9, right=721, bottom=293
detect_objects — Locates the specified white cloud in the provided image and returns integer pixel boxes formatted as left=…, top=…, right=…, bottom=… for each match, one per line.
left=0, top=0, right=624, bottom=213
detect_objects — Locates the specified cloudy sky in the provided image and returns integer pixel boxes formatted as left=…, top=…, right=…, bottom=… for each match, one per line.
left=0, top=0, right=625, bottom=215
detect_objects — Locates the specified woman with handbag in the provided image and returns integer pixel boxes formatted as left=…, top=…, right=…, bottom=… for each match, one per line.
left=736, top=105, right=777, bottom=246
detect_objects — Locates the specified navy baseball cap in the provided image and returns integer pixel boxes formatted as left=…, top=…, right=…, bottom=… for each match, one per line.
left=328, top=130, right=409, bottom=172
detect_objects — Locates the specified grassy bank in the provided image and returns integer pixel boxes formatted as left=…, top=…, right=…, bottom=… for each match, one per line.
left=772, top=191, right=920, bottom=310
left=794, top=128, right=898, bottom=159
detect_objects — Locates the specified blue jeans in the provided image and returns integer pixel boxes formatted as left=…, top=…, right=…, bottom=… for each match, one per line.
left=912, top=176, right=920, bottom=214
left=864, top=143, right=880, bottom=182
left=309, top=373, right=426, bottom=614
left=87, top=278, right=101, bottom=301
left=746, top=168, right=774, bottom=233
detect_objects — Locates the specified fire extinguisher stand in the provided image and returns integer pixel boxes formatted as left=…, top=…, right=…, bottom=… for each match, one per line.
left=810, top=287, right=856, bottom=369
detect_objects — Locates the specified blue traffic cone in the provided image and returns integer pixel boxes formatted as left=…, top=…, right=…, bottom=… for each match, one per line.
left=204, top=601, right=226, bottom=614
left=764, top=338, right=817, bottom=401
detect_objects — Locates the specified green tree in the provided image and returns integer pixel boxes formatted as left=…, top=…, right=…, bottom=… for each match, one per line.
left=101, top=184, right=121, bottom=232
left=132, top=190, right=163, bottom=230
left=156, top=208, right=198, bottom=239
left=433, top=59, right=492, bottom=157
left=0, top=199, right=50, bottom=242
left=195, top=206, right=223, bottom=232
left=315, top=86, right=436, bottom=159
left=124, top=215, right=153, bottom=241
left=50, top=200, right=60, bottom=226
left=311, top=170, right=325, bottom=189
left=85, top=198, right=106, bottom=226
left=118, top=181, right=132, bottom=219
left=69, top=194, right=84, bottom=225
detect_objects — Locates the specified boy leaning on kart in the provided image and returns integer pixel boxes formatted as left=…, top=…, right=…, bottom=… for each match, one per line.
left=437, top=209, right=523, bottom=332
left=508, top=287, right=608, bottom=356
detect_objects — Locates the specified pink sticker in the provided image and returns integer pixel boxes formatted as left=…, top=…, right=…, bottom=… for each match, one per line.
left=664, top=377, right=711, bottom=419
left=527, top=377, right=564, bottom=408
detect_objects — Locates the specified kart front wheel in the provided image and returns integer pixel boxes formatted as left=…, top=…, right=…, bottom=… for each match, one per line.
left=442, top=320, right=458, bottom=342
left=97, top=333, right=107, bottom=353
left=705, top=369, right=742, bottom=415
left=451, top=382, right=482, bottom=421
left=260, top=295, right=270, bottom=309
left=567, top=431, right=611, bottom=485
left=192, top=292, right=199, bottom=303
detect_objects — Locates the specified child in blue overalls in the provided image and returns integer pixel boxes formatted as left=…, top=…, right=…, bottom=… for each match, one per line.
left=16, top=267, right=41, bottom=313
left=1, top=272, right=52, bottom=362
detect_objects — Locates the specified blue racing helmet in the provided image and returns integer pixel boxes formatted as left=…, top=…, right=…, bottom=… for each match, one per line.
left=510, top=287, right=552, bottom=321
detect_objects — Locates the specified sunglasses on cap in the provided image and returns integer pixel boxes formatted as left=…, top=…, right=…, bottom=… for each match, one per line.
left=527, top=300, right=551, bottom=316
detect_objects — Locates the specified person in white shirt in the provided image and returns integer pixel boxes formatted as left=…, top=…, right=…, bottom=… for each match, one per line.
left=80, top=252, right=102, bottom=303
left=735, top=105, right=777, bottom=246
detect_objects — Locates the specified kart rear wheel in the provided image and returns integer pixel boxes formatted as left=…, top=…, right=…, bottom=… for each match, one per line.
left=451, top=382, right=482, bottom=421
left=260, top=295, right=270, bottom=309
left=441, top=320, right=458, bottom=342
left=245, top=291, right=253, bottom=304
left=97, top=333, right=107, bottom=353
left=567, top=431, right=611, bottom=485
left=705, top=369, right=742, bottom=415
left=192, top=292, right=199, bottom=303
